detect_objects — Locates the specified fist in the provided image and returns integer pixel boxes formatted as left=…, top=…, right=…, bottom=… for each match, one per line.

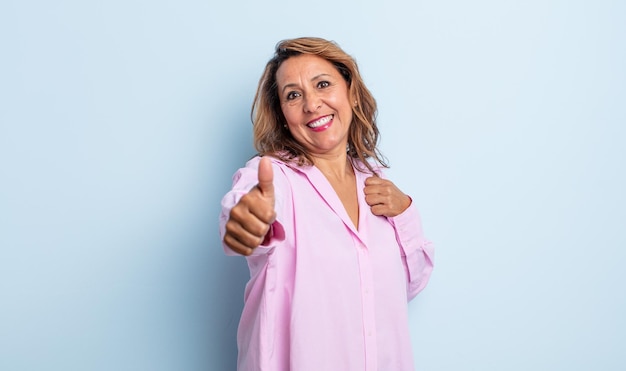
left=364, top=176, right=411, bottom=217
left=223, top=157, right=276, bottom=255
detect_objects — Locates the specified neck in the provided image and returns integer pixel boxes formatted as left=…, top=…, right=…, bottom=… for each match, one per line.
left=311, top=152, right=353, bottom=181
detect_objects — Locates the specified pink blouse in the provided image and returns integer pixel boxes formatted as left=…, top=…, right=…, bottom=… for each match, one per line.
left=219, top=156, right=434, bottom=371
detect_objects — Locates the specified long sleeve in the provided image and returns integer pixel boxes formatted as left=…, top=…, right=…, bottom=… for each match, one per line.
left=219, top=158, right=430, bottom=370
left=372, top=166, right=434, bottom=301
left=389, top=202, right=435, bottom=301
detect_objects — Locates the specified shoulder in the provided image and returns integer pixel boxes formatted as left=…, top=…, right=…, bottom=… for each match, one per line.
left=228, top=156, right=289, bottom=190
left=239, top=155, right=296, bottom=172
left=238, top=155, right=301, bottom=188
left=259, top=153, right=313, bottom=177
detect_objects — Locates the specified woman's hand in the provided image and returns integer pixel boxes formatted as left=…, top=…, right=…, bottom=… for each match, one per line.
left=223, top=157, right=276, bottom=256
left=364, top=176, right=411, bottom=218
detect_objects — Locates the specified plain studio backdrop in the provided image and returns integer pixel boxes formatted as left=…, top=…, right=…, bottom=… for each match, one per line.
left=1, top=0, right=624, bottom=370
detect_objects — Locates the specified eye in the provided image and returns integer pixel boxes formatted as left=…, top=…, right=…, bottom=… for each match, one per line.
left=286, top=91, right=301, bottom=100
left=317, top=81, right=330, bottom=89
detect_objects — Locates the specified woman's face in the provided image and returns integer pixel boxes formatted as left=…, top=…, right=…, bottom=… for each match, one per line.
left=276, top=54, right=353, bottom=159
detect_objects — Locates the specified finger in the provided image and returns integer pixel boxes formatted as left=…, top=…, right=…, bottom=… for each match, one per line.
left=257, top=157, right=274, bottom=198
left=364, top=184, right=393, bottom=197
left=225, top=219, right=268, bottom=248
left=250, top=207, right=276, bottom=225
left=364, top=176, right=384, bottom=186
left=237, top=193, right=276, bottom=224
left=236, top=190, right=276, bottom=225
left=369, top=204, right=388, bottom=216
left=223, top=234, right=254, bottom=256
left=365, top=194, right=385, bottom=207
left=363, top=184, right=383, bottom=195
left=229, top=205, right=273, bottom=235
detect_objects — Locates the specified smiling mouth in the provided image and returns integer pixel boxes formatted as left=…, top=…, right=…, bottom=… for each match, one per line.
left=307, top=115, right=333, bottom=129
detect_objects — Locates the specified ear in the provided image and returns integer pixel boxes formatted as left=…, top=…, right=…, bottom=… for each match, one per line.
left=350, top=92, right=358, bottom=107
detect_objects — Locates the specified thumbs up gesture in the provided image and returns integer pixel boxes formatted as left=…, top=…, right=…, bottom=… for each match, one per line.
left=224, top=157, right=277, bottom=256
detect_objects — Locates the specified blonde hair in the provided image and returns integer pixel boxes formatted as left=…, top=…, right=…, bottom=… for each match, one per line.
left=251, top=37, right=387, bottom=173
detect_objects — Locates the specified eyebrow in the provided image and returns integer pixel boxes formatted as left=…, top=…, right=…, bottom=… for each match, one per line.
left=281, top=73, right=333, bottom=94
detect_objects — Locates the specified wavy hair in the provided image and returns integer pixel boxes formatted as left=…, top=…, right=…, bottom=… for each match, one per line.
left=251, top=37, right=387, bottom=173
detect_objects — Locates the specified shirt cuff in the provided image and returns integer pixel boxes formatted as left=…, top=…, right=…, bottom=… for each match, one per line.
left=389, top=202, right=428, bottom=257
left=249, top=220, right=286, bottom=255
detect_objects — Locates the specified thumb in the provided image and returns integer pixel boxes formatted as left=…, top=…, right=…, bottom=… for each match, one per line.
left=257, top=157, right=274, bottom=198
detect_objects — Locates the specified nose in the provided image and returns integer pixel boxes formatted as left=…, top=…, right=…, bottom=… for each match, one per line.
left=303, top=92, right=321, bottom=113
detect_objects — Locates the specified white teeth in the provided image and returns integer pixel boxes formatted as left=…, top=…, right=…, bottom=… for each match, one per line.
left=307, top=115, right=332, bottom=128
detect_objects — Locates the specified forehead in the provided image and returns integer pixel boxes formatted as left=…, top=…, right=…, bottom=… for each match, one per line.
left=276, top=54, right=339, bottom=84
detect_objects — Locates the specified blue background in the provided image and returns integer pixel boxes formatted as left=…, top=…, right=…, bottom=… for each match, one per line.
left=1, top=0, right=624, bottom=370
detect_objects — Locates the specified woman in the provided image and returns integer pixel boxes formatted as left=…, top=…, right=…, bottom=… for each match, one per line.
left=219, top=37, right=434, bottom=371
